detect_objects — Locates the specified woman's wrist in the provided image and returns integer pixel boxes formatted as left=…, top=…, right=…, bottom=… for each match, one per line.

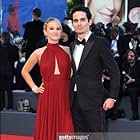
left=32, top=85, right=39, bottom=93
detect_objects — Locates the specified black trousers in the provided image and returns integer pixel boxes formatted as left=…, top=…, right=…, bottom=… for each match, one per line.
left=71, top=93, right=107, bottom=132
left=127, top=87, right=139, bottom=116
left=0, top=90, right=13, bottom=110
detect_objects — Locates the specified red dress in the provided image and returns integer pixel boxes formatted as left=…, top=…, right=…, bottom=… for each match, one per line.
left=34, top=43, right=74, bottom=140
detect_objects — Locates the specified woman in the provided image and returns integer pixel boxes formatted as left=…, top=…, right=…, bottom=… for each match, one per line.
left=7, top=0, right=20, bottom=33
left=86, top=0, right=125, bottom=25
left=21, top=17, right=73, bottom=140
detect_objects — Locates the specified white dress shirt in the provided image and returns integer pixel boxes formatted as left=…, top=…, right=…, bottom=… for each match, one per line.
left=110, top=35, right=119, bottom=57
left=73, top=31, right=92, bottom=69
left=73, top=31, right=92, bottom=91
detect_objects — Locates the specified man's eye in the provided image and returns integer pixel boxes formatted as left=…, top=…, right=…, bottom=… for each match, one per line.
left=81, top=18, right=86, bottom=22
left=73, top=19, right=78, bottom=23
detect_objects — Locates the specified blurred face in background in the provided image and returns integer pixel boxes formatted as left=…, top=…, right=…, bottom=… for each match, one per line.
left=87, top=0, right=123, bottom=25
left=127, top=51, right=136, bottom=64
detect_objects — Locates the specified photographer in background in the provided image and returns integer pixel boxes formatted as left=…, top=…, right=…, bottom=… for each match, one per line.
left=121, top=49, right=140, bottom=120
left=0, top=32, right=19, bottom=110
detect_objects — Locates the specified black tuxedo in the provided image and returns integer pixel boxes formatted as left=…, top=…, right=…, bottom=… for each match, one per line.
left=70, top=33, right=120, bottom=132
left=116, top=36, right=129, bottom=59
left=109, top=35, right=129, bottom=68
left=0, top=43, right=19, bottom=110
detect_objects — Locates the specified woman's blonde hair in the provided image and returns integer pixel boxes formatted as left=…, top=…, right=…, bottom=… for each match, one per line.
left=43, top=17, right=62, bottom=32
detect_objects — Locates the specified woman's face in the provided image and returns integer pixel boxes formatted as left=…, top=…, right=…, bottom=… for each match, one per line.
left=88, top=0, right=122, bottom=25
left=44, top=20, right=62, bottom=44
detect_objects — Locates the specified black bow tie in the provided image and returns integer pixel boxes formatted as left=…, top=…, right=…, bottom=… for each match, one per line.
left=76, top=39, right=86, bottom=45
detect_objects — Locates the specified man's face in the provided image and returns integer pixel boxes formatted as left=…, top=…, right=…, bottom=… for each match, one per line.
left=72, top=11, right=92, bottom=36
left=88, top=0, right=122, bottom=25
left=127, top=51, right=136, bottom=64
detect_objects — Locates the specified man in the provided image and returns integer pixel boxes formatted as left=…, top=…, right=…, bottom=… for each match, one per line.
left=109, top=26, right=128, bottom=68
left=69, top=5, right=120, bottom=133
left=0, top=32, right=19, bottom=110
left=121, top=49, right=140, bottom=120
left=23, top=8, right=45, bottom=91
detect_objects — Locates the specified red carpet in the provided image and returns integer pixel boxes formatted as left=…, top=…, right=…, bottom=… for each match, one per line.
left=0, top=134, right=33, bottom=140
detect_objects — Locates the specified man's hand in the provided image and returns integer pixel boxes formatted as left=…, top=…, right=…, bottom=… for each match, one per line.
left=103, top=98, right=116, bottom=111
left=126, top=78, right=135, bottom=84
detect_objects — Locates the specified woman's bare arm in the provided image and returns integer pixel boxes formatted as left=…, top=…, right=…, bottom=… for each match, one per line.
left=21, top=50, right=39, bottom=90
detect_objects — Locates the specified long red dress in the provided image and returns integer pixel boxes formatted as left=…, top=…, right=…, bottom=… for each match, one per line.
left=34, top=43, right=74, bottom=140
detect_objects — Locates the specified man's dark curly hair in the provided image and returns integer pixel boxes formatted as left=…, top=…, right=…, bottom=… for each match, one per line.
left=124, top=49, right=138, bottom=61
left=69, top=5, right=92, bottom=21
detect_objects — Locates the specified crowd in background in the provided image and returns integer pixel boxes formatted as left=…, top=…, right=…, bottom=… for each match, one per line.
left=0, top=6, right=140, bottom=120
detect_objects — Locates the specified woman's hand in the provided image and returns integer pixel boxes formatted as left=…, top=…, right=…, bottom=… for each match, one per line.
left=38, top=83, right=45, bottom=93
left=32, top=83, right=45, bottom=94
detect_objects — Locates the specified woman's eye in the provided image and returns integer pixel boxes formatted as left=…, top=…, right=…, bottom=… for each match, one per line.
left=57, top=27, right=61, bottom=30
left=49, top=27, right=54, bottom=30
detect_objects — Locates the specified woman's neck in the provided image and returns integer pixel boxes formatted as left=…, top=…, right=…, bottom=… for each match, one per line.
left=48, top=40, right=59, bottom=44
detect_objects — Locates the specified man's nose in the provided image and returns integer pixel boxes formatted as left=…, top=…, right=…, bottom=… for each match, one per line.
left=77, top=20, right=82, bottom=25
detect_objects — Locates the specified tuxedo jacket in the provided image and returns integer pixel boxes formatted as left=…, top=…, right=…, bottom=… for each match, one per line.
left=109, top=34, right=130, bottom=68
left=70, top=33, right=120, bottom=110
left=0, top=44, right=19, bottom=89
left=109, top=35, right=129, bottom=58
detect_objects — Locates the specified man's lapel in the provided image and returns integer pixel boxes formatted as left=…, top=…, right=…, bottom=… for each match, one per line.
left=78, top=34, right=95, bottom=70
left=71, top=41, right=77, bottom=72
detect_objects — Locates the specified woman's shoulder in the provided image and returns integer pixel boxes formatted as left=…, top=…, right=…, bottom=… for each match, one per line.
left=59, top=44, right=69, bottom=49
left=59, top=45, right=71, bottom=58
left=34, top=46, right=47, bottom=54
left=59, top=45, right=70, bottom=52
left=32, top=46, right=47, bottom=61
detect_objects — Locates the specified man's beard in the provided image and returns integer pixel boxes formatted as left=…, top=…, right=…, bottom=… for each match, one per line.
left=128, top=59, right=135, bottom=64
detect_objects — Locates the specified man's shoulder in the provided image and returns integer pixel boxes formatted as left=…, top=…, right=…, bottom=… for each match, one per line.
left=33, top=20, right=44, bottom=25
left=25, top=21, right=33, bottom=25
left=36, top=20, right=44, bottom=24
left=89, top=33, right=108, bottom=44
left=136, top=61, right=140, bottom=67
left=24, top=21, right=33, bottom=28
left=94, top=34, right=108, bottom=41
left=24, top=20, right=44, bottom=27
left=69, top=40, right=77, bottom=51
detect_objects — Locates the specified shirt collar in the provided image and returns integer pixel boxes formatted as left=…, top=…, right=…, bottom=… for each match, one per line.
left=78, top=31, right=92, bottom=42
left=116, top=34, right=119, bottom=40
